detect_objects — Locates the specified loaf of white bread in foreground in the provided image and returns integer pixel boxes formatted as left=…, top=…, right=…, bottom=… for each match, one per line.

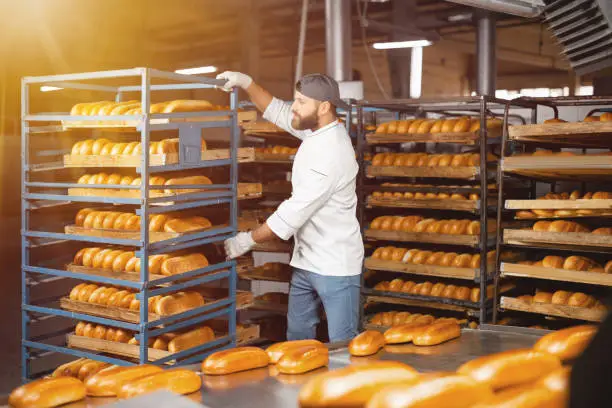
left=371, top=152, right=497, bottom=167
left=74, top=208, right=212, bottom=232
left=72, top=247, right=209, bottom=275
left=531, top=219, right=612, bottom=235
left=371, top=191, right=479, bottom=200
left=255, top=145, right=298, bottom=155
left=373, top=278, right=493, bottom=303
left=371, top=246, right=495, bottom=268
left=76, top=173, right=213, bottom=195
left=69, top=99, right=222, bottom=116
left=517, top=254, right=612, bottom=273
left=517, top=289, right=607, bottom=311
left=68, top=282, right=206, bottom=315
left=375, top=117, right=502, bottom=134
left=369, top=215, right=494, bottom=235
left=70, top=137, right=207, bottom=156
left=73, top=321, right=215, bottom=353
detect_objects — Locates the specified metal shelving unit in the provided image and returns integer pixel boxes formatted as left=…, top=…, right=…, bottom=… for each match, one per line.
left=21, top=68, right=239, bottom=380
left=494, top=96, right=612, bottom=330
left=355, top=97, right=533, bottom=326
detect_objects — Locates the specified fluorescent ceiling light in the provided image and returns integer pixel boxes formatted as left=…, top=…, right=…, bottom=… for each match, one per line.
left=40, top=86, right=63, bottom=92
left=175, top=66, right=217, bottom=75
left=373, top=40, right=433, bottom=49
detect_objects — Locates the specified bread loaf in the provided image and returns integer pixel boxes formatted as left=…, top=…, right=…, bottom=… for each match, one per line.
left=9, top=377, right=86, bottom=408
left=277, top=345, right=329, bottom=374
left=266, top=339, right=324, bottom=364
left=202, top=347, right=270, bottom=375
left=117, top=368, right=202, bottom=399
left=413, top=321, right=461, bottom=346
left=533, top=325, right=597, bottom=361
left=298, top=361, right=419, bottom=408
left=154, top=292, right=205, bottom=316
left=457, top=349, right=561, bottom=390
left=84, top=365, right=163, bottom=397
left=384, top=320, right=434, bottom=344
left=365, top=373, right=493, bottom=408
left=167, top=326, right=215, bottom=353
left=77, top=361, right=111, bottom=381
left=349, top=330, right=385, bottom=356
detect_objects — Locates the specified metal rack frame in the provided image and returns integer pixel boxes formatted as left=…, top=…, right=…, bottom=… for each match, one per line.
left=493, top=95, right=612, bottom=325
left=21, top=67, right=239, bottom=381
left=355, top=96, right=534, bottom=325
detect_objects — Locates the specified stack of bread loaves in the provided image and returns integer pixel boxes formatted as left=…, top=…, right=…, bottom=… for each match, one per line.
left=371, top=246, right=495, bottom=268
left=369, top=215, right=491, bottom=236
left=70, top=138, right=206, bottom=156
left=74, top=208, right=212, bottom=233
left=371, top=191, right=479, bottom=200
left=72, top=247, right=209, bottom=275
left=369, top=310, right=462, bottom=327
left=516, top=190, right=612, bottom=218
left=373, top=278, right=491, bottom=303
left=255, top=145, right=298, bottom=155
left=517, top=290, right=607, bottom=311
left=517, top=254, right=611, bottom=273
left=371, top=152, right=496, bottom=167
left=69, top=99, right=216, bottom=116
left=375, top=117, right=502, bottom=134
left=76, top=173, right=213, bottom=195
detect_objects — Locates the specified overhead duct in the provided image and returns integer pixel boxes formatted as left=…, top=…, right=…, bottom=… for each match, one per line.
left=544, top=0, right=612, bottom=75
left=445, top=0, right=545, bottom=17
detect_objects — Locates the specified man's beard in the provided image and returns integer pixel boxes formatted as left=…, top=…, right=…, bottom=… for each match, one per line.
left=291, top=112, right=318, bottom=130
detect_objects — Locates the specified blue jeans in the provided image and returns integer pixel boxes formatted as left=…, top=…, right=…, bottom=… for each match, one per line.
left=287, top=268, right=360, bottom=342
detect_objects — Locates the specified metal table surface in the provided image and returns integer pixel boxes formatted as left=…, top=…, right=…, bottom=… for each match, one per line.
left=2, top=328, right=543, bottom=408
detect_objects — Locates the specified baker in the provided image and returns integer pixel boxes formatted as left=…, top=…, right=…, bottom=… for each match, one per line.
left=217, top=71, right=364, bottom=342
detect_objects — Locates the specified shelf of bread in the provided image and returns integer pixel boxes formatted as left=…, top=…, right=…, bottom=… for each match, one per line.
left=367, top=165, right=480, bottom=180
left=364, top=292, right=478, bottom=314
left=500, top=296, right=607, bottom=322
left=64, top=147, right=256, bottom=168
left=262, top=181, right=292, bottom=195
left=66, top=247, right=211, bottom=282
left=241, top=120, right=289, bottom=135
left=60, top=284, right=255, bottom=324
left=501, top=262, right=612, bottom=287
left=63, top=100, right=256, bottom=129
left=68, top=180, right=262, bottom=202
left=508, top=120, right=612, bottom=147
left=507, top=192, right=612, bottom=220
left=503, top=224, right=612, bottom=250
left=66, top=323, right=260, bottom=362
left=238, top=262, right=292, bottom=283
left=365, top=258, right=491, bottom=281
left=368, top=117, right=502, bottom=145
left=365, top=310, right=468, bottom=330
left=253, top=146, right=297, bottom=163
left=502, top=153, right=612, bottom=180
left=365, top=229, right=494, bottom=248
left=65, top=209, right=217, bottom=243
left=367, top=193, right=487, bottom=212
left=371, top=182, right=497, bottom=194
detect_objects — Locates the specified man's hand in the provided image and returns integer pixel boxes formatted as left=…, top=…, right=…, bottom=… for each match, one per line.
left=224, top=231, right=256, bottom=259
left=216, top=71, right=253, bottom=92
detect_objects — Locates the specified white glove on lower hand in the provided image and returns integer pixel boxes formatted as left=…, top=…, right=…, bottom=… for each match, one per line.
left=216, top=71, right=253, bottom=92
left=224, top=231, right=256, bottom=259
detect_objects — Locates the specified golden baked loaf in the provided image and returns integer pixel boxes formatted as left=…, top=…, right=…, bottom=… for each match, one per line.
left=276, top=345, right=329, bottom=374
left=533, top=325, right=597, bottom=361
left=266, top=339, right=325, bottom=364
left=298, top=361, right=419, bottom=408
left=9, top=377, right=87, bottom=408
left=349, top=330, right=386, bottom=356
left=202, top=347, right=270, bottom=375
left=84, top=365, right=164, bottom=397
left=457, top=348, right=562, bottom=390
left=117, top=368, right=202, bottom=399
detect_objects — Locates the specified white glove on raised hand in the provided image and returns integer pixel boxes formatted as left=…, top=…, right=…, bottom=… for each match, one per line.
left=216, top=71, right=253, bottom=92
left=224, top=231, right=256, bottom=259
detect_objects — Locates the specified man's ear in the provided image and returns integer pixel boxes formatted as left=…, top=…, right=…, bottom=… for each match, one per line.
left=318, top=101, right=331, bottom=115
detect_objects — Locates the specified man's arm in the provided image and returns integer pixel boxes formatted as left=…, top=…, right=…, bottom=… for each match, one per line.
left=245, top=82, right=273, bottom=113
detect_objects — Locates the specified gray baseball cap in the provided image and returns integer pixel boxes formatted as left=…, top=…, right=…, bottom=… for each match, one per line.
left=296, top=73, right=350, bottom=111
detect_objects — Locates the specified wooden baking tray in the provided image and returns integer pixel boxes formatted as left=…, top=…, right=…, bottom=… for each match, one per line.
left=367, top=166, right=480, bottom=180
left=262, top=182, right=292, bottom=195
left=63, top=147, right=256, bottom=168
left=364, top=229, right=494, bottom=248
left=500, top=262, right=612, bottom=287
left=502, top=155, right=612, bottom=180
left=238, top=264, right=292, bottom=283
left=248, top=300, right=288, bottom=314
left=508, top=121, right=612, bottom=147
left=506, top=198, right=612, bottom=210
left=253, top=153, right=294, bottom=163
left=63, top=224, right=222, bottom=243
left=62, top=110, right=257, bottom=130
left=364, top=294, right=477, bottom=314
left=500, top=296, right=606, bottom=322
left=67, top=183, right=262, bottom=201
left=60, top=292, right=254, bottom=324
left=364, top=258, right=492, bottom=280
left=366, top=128, right=501, bottom=145
left=66, top=324, right=260, bottom=361
left=366, top=196, right=486, bottom=212
left=503, top=229, right=612, bottom=249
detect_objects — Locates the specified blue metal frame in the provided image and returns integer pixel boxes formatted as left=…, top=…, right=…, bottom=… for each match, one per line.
left=21, top=67, right=238, bottom=381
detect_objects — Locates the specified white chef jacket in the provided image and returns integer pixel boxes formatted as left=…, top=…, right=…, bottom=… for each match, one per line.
left=263, top=97, right=364, bottom=277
